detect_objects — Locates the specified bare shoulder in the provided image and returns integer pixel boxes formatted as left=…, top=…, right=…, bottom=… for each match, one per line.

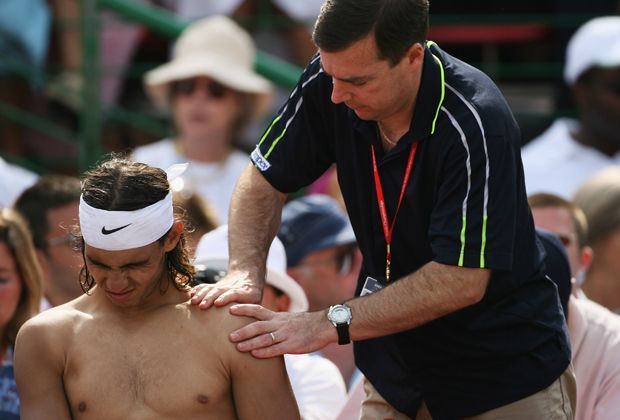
left=16, top=297, right=90, bottom=354
left=187, top=302, right=253, bottom=331
left=185, top=303, right=260, bottom=361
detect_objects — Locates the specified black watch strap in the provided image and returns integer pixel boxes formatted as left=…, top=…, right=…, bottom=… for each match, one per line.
left=336, top=323, right=350, bottom=345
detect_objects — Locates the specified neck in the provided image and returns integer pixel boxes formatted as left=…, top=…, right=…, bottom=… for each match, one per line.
left=95, top=280, right=191, bottom=318
left=581, top=264, right=620, bottom=311
left=377, top=116, right=412, bottom=152
left=376, top=87, right=417, bottom=151
left=377, top=122, right=399, bottom=151
left=176, top=135, right=231, bottom=162
left=573, top=125, right=620, bottom=157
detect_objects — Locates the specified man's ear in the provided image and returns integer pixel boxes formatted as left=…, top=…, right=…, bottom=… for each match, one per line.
left=579, top=245, right=593, bottom=272
left=164, top=222, right=183, bottom=252
left=405, top=42, right=425, bottom=65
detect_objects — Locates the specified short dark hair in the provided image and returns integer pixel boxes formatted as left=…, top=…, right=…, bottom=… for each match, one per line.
left=78, top=155, right=195, bottom=293
left=14, top=175, right=81, bottom=252
left=312, top=0, right=429, bottom=65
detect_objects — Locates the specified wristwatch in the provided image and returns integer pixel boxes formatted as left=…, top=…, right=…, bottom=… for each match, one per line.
left=327, top=303, right=353, bottom=345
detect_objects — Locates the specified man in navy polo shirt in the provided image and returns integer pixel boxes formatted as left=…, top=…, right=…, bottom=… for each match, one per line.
left=192, top=0, right=575, bottom=418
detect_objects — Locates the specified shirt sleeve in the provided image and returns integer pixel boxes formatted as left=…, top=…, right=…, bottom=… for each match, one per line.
left=429, top=112, right=517, bottom=270
left=250, top=55, right=336, bottom=193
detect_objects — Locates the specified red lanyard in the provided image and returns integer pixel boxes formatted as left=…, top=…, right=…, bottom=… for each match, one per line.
left=370, top=143, right=418, bottom=282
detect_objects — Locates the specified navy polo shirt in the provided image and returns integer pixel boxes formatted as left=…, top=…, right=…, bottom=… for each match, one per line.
left=251, top=43, right=570, bottom=418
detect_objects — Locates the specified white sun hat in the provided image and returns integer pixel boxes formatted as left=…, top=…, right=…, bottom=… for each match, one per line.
left=194, top=225, right=309, bottom=312
left=564, top=16, right=620, bottom=85
left=144, top=15, right=273, bottom=117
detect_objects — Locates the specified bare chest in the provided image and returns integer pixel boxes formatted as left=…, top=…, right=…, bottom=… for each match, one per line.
left=64, top=314, right=235, bottom=419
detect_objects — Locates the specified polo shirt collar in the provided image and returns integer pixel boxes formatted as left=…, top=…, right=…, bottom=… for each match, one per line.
left=410, top=42, right=445, bottom=140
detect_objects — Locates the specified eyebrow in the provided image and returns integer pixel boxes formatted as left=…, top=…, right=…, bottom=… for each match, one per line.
left=319, top=64, right=370, bottom=84
left=86, top=256, right=150, bottom=269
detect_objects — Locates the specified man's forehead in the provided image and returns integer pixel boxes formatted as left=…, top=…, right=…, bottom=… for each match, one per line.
left=318, top=37, right=384, bottom=75
left=531, top=207, right=576, bottom=233
left=85, top=242, right=157, bottom=264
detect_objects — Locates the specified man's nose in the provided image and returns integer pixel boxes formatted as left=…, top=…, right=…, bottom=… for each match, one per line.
left=330, top=79, right=350, bottom=104
left=102, top=269, right=129, bottom=290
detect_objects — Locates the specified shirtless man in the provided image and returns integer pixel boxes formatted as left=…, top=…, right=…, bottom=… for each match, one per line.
left=13, top=157, right=299, bottom=420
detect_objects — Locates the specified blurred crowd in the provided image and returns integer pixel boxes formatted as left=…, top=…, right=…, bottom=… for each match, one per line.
left=1, top=1, right=620, bottom=419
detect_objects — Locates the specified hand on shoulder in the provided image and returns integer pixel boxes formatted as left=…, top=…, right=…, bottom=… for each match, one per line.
left=190, top=269, right=263, bottom=310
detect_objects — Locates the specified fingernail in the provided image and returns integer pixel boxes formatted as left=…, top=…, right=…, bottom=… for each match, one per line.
left=230, top=332, right=238, bottom=340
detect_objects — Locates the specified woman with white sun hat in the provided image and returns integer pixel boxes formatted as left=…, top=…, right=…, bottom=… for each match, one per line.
left=132, top=15, right=273, bottom=225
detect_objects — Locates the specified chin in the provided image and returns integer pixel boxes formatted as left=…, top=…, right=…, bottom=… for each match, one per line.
left=352, top=108, right=376, bottom=121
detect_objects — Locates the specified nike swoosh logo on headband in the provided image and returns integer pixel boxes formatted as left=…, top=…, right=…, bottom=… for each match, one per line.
left=101, top=223, right=132, bottom=235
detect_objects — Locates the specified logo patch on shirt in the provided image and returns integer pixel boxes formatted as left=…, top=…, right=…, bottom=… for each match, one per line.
left=251, top=147, right=271, bottom=171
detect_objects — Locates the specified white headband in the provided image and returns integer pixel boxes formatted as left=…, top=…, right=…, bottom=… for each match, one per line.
left=79, top=163, right=188, bottom=251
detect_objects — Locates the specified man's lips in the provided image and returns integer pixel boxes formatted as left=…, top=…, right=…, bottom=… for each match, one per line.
left=105, top=289, right=134, bottom=303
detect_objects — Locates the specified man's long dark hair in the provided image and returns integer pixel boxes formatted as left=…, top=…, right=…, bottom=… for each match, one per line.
left=78, top=156, right=195, bottom=293
left=312, top=0, right=429, bottom=66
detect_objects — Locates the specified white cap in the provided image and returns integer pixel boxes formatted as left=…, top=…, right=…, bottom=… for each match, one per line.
left=564, top=16, right=620, bottom=85
left=194, top=225, right=309, bottom=312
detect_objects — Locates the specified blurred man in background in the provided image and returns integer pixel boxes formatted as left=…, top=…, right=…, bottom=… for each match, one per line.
left=14, top=175, right=82, bottom=309
left=278, top=195, right=361, bottom=389
left=530, top=192, right=620, bottom=419
left=573, top=167, right=620, bottom=314
left=523, top=16, right=620, bottom=198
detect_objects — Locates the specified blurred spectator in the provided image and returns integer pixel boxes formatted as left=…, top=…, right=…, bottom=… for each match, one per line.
left=573, top=167, right=620, bottom=314
left=0, top=208, right=43, bottom=418
left=533, top=220, right=620, bottom=420
left=132, top=15, right=273, bottom=224
left=522, top=16, right=620, bottom=198
left=13, top=175, right=82, bottom=309
left=278, top=195, right=361, bottom=389
left=279, top=195, right=359, bottom=311
left=195, top=224, right=347, bottom=420
left=529, top=193, right=592, bottom=282
left=0, top=157, right=38, bottom=208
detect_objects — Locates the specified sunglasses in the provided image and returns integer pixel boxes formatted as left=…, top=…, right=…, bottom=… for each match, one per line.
left=171, top=78, right=230, bottom=99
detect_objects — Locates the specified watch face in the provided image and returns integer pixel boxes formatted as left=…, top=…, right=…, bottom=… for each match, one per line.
left=330, top=306, right=351, bottom=323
